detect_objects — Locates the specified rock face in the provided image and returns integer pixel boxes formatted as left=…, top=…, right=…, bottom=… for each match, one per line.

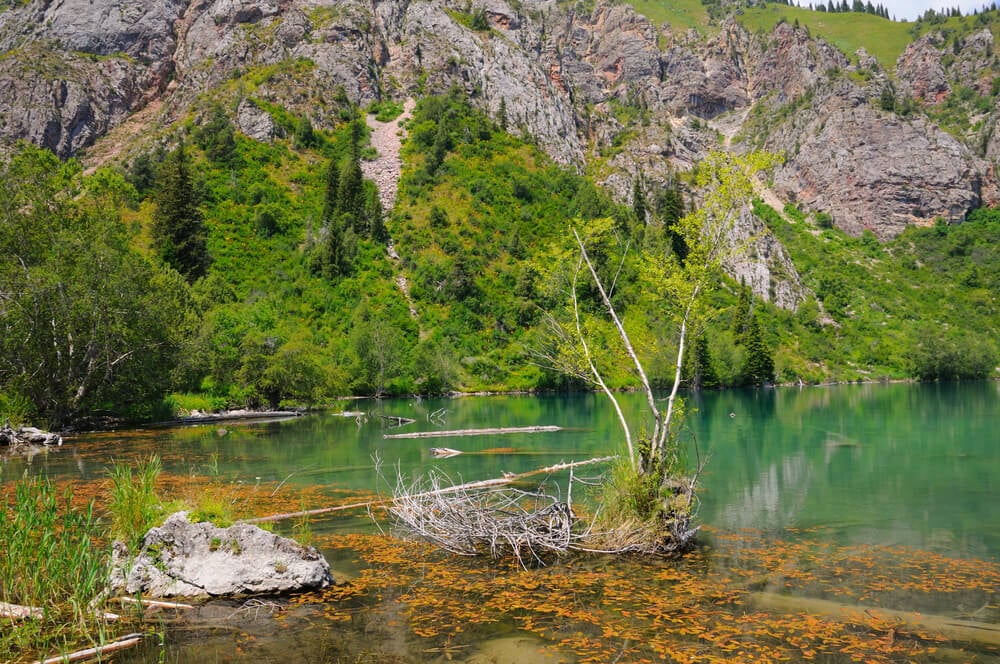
left=0, top=0, right=183, bottom=157
left=2, top=2, right=999, bottom=298
left=110, top=512, right=334, bottom=598
left=766, top=81, right=985, bottom=239
left=896, top=34, right=950, bottom=104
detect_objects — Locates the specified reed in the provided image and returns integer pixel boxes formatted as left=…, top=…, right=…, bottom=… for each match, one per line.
left=0, top=476, right=112, bottom=661
left=107, top=455, right=163, bottom=552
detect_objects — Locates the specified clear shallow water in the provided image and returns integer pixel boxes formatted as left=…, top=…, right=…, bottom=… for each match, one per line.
left=4, top=382, right=1000, bottom=662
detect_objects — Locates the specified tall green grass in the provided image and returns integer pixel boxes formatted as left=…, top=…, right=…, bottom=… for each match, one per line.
left=0, top=477, right=112, bottom=661
left=107, top=455, right=163, bottom=552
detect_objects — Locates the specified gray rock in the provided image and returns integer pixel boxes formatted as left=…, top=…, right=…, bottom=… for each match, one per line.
left=110, top=512, right=333, bottom=598
left=766, top=81, right=985, bottom=239
left=236, top=99, right=275, bottom=141
left=0, top=424, right=62, bottom=448
left=896, top=34, right=950, bottom=105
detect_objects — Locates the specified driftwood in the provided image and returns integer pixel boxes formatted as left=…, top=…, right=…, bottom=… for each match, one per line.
left=429, top=447, right=463, bottom=458
left=0, top=601, right=42, bottom=619
left=150, top=410, right=303, bottom=427
left=752, top=591, right=1000, bottom=647
left=0, top=601, right=120, bottom=621
left=384, top=425, right=562, bottom=440
left=245, top=456, right=616, bottom=525
left=377, top=414, right=417, bottom=427
left=117, top=597, right=194, bottom=610
left=32, top=634, right=143, bottom=664
left=0, top=425, right=62, bottom=449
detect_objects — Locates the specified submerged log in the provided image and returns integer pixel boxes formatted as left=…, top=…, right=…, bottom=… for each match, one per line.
left=752, top=591, right=1000, bottom=646
left=384, top=425, right=563, bottom=439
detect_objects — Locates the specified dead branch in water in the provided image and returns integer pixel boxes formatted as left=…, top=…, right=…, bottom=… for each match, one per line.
left=384, top=425, right=562, bottom=439
left=389, top=468, right=576, bottom=568
left=244, top=456, right=616, bottom=524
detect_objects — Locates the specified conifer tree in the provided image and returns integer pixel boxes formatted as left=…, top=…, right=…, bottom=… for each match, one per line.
left=152, top=140, right=208, bottom=282
left=498, top=97, right=508, bottom=131
left=322, top=157, right=340, bottom=224
left=684, top=333, right=719, bottom=389
left=740, top=313, right=775, bottom=386
left=732, top=280, right=752, bottom=340
left=632, top=174, right=647, bottom=225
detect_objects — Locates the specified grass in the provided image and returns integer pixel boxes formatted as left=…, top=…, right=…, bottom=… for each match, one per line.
left=0, top=477, right=113, bottom=662
left=107, top=455, right=163, bottom=552
left=624, top=0, right=711, bottom=35
left=736, top=5, right=914, bottom=70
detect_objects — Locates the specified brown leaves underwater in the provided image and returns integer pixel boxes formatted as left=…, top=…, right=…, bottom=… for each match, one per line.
left=297, top=525, right=1000, bottom=664
left=6, top=468, right=998, bottom=663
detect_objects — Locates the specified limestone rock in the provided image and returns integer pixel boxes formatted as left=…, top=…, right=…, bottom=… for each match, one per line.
left=110, top=512, right=333, bottom=598
left=767, top=81, right=985, bottom=239
left=896, top=34, right=950, bottom=105
left=236, top=99, right=275, bottom=141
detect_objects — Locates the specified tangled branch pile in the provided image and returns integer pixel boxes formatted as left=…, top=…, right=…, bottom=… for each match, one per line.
left=388, top=470, right=576, bottom=568
left=387, top=459, right=699, bottom=565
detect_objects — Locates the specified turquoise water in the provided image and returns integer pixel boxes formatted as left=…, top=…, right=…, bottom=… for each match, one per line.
left=6, top=382, right=1000, bottom=662
left=10, top=382, right=997, bottom=558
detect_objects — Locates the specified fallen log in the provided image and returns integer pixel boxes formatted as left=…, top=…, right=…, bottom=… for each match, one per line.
left=377, top=414, right=417, bottom=427
left=117, top=597, right=194, bottom=610
left=245, top=456, right=616, bottom=524
left=384, top=425, right=563, bottom=439
left=32, top=634, right=143, bottom=664
left=752, top=591, right=1000, bottom=647
left=429, top=447, right=463, bottom=458
left=0, top=601, right=119, bottom=621
left=0, top=601, right=42, bottom=619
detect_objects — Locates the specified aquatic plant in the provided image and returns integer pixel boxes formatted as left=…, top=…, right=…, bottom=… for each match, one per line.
left=107, top=455, right=163, bottom=551
left=0, top=476, right=113, bottom=662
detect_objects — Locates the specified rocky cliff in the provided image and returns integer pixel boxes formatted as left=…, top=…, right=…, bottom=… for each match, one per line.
left=1, top=0, right=997, bottom=305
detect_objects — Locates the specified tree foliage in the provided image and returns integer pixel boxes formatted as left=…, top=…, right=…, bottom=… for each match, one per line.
left=0, top=145, right=192, bottom=426
left=152, top=140, right=210, bottom=282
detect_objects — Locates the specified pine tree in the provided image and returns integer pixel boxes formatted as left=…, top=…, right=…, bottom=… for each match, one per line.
left=338, top=144, right=365, bottom=234
left=497, top=97, right=508, bottom=131
left=684, top=333, right=719, bottom=389
left=321, top=158, right=340, bottom=224
left=632, top=174, right=647, bottom=225
left=739, top=313, right=775, bottom=386
left=152, top=140, right=208, bottom=282
left=732, top=280, right=752, bottom=341
left=658, top=180, right=688, bottom=262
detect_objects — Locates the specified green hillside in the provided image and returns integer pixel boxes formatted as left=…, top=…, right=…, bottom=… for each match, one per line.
left=625, top=0, right=711, bottom=33
left=2, top=87, right=998, bottom=427
left=737, top=4, right=913, bottom=69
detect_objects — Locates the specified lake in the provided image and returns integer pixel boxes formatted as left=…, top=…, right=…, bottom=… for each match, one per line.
left=4, top=382, right=999, bottom=662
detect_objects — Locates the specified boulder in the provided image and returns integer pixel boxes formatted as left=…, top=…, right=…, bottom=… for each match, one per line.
left=236, top=99, right=276, bottom=142
left=110, top=512, right=334, bottom=598
left=0, top=424, right=62, bottom=448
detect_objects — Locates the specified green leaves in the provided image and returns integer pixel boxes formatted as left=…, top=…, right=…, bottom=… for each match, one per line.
left=0, top=145, right=192, bottom=426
